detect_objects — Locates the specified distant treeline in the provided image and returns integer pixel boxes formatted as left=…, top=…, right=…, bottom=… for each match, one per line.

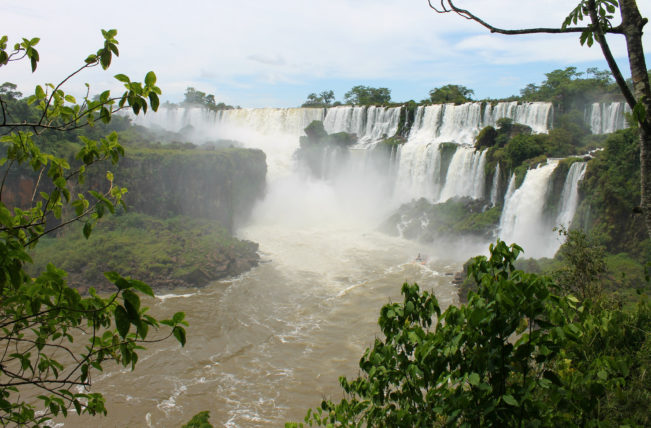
left=300, top=66, right=651, bottom=109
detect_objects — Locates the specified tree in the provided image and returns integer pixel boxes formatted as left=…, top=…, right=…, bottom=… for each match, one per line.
left=0, top=30, right=187, bottom=425
left=301, top=90, right=335, bottom=108
left=428, top=84, right=474, bottom=104
left=343, top=85, right=391, bottom=105
left=0, top=83, right=21, bottom=101
left=182, top=87, right=232, bottom=111
left=428, top=0, right=651, bottom=238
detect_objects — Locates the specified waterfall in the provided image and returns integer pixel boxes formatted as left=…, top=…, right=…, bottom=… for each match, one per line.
left=586, top=102, right=630, bottom=134
left=489, top=163, right=501, bottom=206
left=394, top=142, right=445, bottom=202
left=483, top=101, right=552, bottom=134
left=438, top=148, right=486, bottom=202
left=403, top=101, right=552, bottom=146
left=323, top=106, right=401, bottom=145
left=555, top=162, right=587, bottom=228
left=499, top=161, right=559, bottom=258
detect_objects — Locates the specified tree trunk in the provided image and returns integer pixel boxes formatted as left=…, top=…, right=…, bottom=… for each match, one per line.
left=619, top=0, right=651, bottom=238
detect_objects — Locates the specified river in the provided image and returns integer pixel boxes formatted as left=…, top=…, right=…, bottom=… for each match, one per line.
left=60, top=196, right=476, bottom=427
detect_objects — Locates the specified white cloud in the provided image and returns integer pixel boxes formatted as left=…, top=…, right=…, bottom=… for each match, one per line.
left=1, top=0, right=649, bottom=107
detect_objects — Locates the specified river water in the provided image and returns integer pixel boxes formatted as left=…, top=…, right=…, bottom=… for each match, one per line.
left=58, top=111, right=496, bottom=427
left=60, top=194, right=478, bottom=427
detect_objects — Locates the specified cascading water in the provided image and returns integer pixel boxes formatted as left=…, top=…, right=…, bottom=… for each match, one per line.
left=393, top=101, right=552, bottom=203
left=322, top=105, right=401, bottom=145
left=483, top=101, right=552, bottom=134
left=555, top=162, right=587, bottom=228
left=489, top=163, right=501, bottom=206
left=438, top=148, right=486, bottom=202
left=586, top=102, right=630, bottom=134
left=499, top=161, right=560, bottom=258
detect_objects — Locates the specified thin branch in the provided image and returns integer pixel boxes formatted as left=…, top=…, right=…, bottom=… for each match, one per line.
left=2, top=98, right=131, bottom=133
left=428, top=0, right=624, bottom=35
left=0, top=159, right=15, bottom=202
left=37, top=61, right=99, bottom=127
left=30, top=165, right=46, bottom=204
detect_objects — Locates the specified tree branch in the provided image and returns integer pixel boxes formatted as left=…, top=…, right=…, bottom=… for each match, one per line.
left=428, top=0, right=624, bottom=35
left=586, top=0, right=639, bottom=111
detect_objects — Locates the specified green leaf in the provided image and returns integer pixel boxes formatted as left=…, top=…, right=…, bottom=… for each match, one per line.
left=149, top=92, right=160, bottom=112
left=502, top=394, right=518, bottom=406
left=114, top=74, right=130, bottom=83
left=35, top=85, right=45, bottom=99
left=468, top=372, right=480, bottom=386
left=172, top=312, right=185, bottom=324
left=144, top=71, right=156, bottom=86
left=633, top=102, right=647, bottom=124
left=83, top=222, right=93, bottom=239
left=173, top=326, right=186, bottom=346
left=114, top=305, right=129, bottom=338
left=129, top=279, right=154, bottom=297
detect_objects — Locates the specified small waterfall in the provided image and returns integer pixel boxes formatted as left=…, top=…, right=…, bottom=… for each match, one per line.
left=394, top=142, right=445, bottom=202
left=587, top=102, right=630, bottom=134
left=360, top=106, right=402, bottom=144
left=438, top=148, right=486, bottom=202
left=499, top=161, right=559, bottom=258
left=323, top=106, right=401, bottom=144
left=483, top=101, right=552, bottom=134
left=489, top=163, right=501, bottom=206
left=555, top=162, right=587, bottom=228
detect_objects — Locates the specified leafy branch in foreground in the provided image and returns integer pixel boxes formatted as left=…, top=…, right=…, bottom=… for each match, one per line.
left=0, top=30, right=186, bottom=426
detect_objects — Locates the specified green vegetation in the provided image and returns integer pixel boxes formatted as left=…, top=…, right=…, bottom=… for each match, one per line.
left=183, top=411, right=213, bottom=428
left=427, top=84, right=474, bottom=105
left=343, top=85, right=391, bottom=105
left=383, top=197, right=500, bottom=242
left=291, top=240, right=650, bottom=427
left=520, top=67, right=619, bottom=112
left=576, top=127, right=647, bottom=256
left=182, top=87, right=234, bottom=111
left=302, top=90, right=335, bottom=108
left=0, top=30, right=187, bottom=425
left=28, top=213, right=259, bottom=291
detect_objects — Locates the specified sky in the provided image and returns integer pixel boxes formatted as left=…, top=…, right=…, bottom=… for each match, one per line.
left=2, top=0, right=650, bottom=108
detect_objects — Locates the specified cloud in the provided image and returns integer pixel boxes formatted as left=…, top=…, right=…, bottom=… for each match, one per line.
left=2, top=0, right=649, bottom=107
left=247, top=54, right=287, bottom=66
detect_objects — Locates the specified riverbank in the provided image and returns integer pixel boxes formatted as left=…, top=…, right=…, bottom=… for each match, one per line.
left=28, top=213, right=260, bottom=293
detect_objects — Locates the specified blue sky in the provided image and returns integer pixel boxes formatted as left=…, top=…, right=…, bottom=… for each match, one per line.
left=2, top=0, right=650, bottom=108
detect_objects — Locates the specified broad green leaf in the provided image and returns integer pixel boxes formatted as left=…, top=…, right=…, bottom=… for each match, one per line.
left=173, top=326, right=186, bottom=346
left=502, top=394, right=518, bottom=406
left=129, top=279, right=154, bottom=297
left=114, top=305, right=129, bottom=338
left=144, top=71, right=156, bottom=86
left=114, top=74, right=130, bottom=83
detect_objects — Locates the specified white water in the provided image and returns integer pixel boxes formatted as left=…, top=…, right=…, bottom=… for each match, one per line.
left=586, top=102, right=630, bottom=134
left=499, top=161, right=560, bottom=258
left=489, top=163, right=501, bottom=206
left=483, top=101, right=552, bottom=134
left=438, top=148, right=486, bottom=202
left=323, top=105, right=401, bottom=145
left=555, top=162, right=587, bottom=228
